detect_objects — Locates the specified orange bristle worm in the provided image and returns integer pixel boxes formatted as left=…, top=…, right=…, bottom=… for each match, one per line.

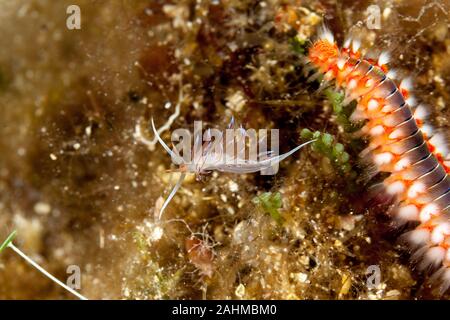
left=306, top=26, right=450, bottom=294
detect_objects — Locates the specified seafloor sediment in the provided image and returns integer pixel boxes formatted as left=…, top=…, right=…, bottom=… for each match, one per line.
left=0, top=0, right=449, bottom=299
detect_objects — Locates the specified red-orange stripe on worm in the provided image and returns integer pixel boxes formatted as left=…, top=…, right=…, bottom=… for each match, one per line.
left=306, top=27, right=450, bottom=293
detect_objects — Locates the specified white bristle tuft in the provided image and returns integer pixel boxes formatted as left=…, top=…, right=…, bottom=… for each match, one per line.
left=386, top=180, right=405, bottom=195
left=431, top=223, right=450, bottom=244
left=413, top=104, right=429, bottom=120
left=374, top=152, right=394, bottom=166
left=337, top=58, right=346, bottom=70
left=386, top=69, right=397, bottom=79
left=406, top=96, right=417, bottom=106
left=420, top=246, right=446, bottom=271
left=369, top=125, right=385, bottom=136
left=421, top=124, right=434, bottom=137
left=394, top=157, right=410, bottom=171
left=377, top=51, right=390, bottom=66
left=405, top=229, right=430, bottom=247
left=420, top=203, right=439, bottom=223
left=429, top=133, right=448, bottom=156
left=318, top=25, right=334, bottom=43
left=347, top=79, right=357, bottom=90
left=445, top=160, right=450, bottom=168
left=407, top=182, right=425, bottom=198
left=343, top=37, right=352, bottom=49
left=367, top=99, right=379, bottom=111
left=400, top=77, right=413, bottom=91
left=437, top=268, right=450, bottom=295
left=412, top=245, right=429, bottom=262
left=389, top=127, right=405, bottom=139
left=430, top=266, right=446, bottom=283
left=397, top=204, right=420, bottom=221
left=351, top=39, right=361, bottom=53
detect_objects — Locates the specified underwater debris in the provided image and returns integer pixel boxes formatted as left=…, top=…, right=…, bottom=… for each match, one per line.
left=134, top=76, right=184, bottom=151
left=185, top=236, right=215, bottom=278
left=123, top=247, right=184, bottom=300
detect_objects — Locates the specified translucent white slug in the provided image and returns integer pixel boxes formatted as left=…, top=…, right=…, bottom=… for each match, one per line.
left=152, top=117, right=314, bottom=220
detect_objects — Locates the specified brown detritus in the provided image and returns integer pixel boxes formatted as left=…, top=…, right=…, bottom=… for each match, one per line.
left=185, top=236, right=215, bottom=278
